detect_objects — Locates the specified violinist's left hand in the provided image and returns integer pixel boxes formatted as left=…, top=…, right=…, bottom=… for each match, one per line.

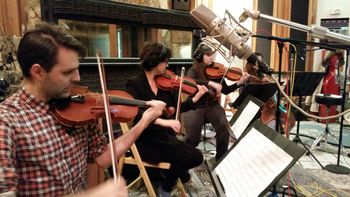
left=192, top=85, right=208, bottom=103
left=237, top=72, right=250, bottom=85
left=166, top=107, right=176, bottom=118
left=208, top=81, right=222, bottom=97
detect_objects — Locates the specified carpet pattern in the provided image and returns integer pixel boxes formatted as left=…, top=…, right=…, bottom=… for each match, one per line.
left=127, top=161, right=350, bottom=197
left=289, top=120, right=350, bottom=148
left=125, top=121, right=350, bottom=196
left=278, top=164, right=350, bottom=197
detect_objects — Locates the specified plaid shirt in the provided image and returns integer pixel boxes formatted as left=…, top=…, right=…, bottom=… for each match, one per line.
left=0, top=87, right=108, bottom=196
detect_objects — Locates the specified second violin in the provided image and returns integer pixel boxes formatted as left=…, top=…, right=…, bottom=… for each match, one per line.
left=205, top=62, right=243, bottom=81
left=155, top=69, right=199, bottom=95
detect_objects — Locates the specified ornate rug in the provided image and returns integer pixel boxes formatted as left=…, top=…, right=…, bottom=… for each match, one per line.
left=289, top=120, right=350, bottom=148
left=126, top=121, right=350, bottom=196
left=126, top=161, right=350, bottom=196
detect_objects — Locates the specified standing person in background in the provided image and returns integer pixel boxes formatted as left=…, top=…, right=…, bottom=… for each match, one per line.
left=319, top=50, right=344, bottom=123
left=183, top=43, right=249, bottom=161
left=0, top=22, right=166, bottom=197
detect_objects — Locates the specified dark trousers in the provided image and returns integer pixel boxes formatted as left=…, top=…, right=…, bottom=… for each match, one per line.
left=183, top=102, right=230, bottom=160
left=138, top=138, right=203, bottom=191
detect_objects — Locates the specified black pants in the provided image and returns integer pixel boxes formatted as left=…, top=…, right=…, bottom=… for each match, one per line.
left=137, top=138, right=203, bottom=192
left=183, top=103, right=230, bottom=160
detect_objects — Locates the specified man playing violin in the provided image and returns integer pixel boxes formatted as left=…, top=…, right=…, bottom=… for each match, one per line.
left=183, top=43, right=250, bottom=162
left=126, top=42, right=208, bottom=197
left=0, top=22, right=166, bottom=197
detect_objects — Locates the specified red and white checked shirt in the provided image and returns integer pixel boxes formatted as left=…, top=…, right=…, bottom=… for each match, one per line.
left=0, top=87, right=108, bottom=196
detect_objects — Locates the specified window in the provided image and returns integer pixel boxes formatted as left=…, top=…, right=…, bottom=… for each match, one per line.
left=59, top=19, right=192, bottom=58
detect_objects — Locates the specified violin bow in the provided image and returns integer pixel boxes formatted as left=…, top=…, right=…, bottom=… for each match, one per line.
left=96, top=50, right=119, bottom=182
left=175, top=67, right=185, bottom=122
left=219, top=60, right=235, bottom=85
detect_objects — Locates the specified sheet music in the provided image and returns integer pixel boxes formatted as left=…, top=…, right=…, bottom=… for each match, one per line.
left=215, top=128, right=293, bottom=197
left=231, top=101, right=260, bottom=138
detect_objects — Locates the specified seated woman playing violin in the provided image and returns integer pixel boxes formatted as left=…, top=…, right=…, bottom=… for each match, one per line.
left=126, top=42, right=208, bottom=197
left=183, top=43, right=250, bottom=162
left=244, top=52, right=295, bottom=133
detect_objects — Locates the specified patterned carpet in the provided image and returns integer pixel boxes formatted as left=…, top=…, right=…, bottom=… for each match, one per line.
left=126, top=161, right=217, bottom=197
left=289, top=120, right=350, bottom=148
left=125, top=121, right=350, bottom=196
left=126, top=159, right=350, bottom=197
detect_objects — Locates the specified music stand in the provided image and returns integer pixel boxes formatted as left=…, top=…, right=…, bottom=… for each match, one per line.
left=206, top=120, right=305, bottom=197
left=290, top=72, right=324, bottom=168
left=229, top=95, right=264, bottom=139
left=229, top=82, right=278, bottom=109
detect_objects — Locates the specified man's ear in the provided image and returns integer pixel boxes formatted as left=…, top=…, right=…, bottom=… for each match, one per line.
left=30, top=63, right=46, bottom=81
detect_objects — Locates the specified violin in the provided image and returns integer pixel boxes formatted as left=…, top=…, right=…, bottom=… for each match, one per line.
left=155, top=69, right=199, bottom=95
left=205, top=62, right=243, bottom=81
left=51, top=85, right=148, bottom=127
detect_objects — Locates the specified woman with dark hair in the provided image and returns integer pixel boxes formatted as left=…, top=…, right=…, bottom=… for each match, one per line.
left=126, top=42, right=208, bottom=196
left=183, top=43, right=249, bottom=161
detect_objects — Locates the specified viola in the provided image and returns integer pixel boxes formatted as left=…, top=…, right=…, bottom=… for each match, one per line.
left=260, top=97, right=296, bottom=132
left=51, top=85, right=148, bottom=127
left=155, top=69, right=199, bottom=95
left=205, top=62, right=243, bottom=81
left=243, top=59, right=295, bottom=132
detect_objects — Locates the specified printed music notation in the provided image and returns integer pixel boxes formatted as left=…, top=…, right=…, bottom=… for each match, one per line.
left=215, top=127, right=293, bottom=197
left=231, top=101, right=260, bottom=138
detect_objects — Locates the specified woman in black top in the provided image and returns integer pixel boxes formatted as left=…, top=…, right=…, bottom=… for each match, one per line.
left=126, top=42, right=208, bottom=196
left=183, top=43, right=249, bottom=161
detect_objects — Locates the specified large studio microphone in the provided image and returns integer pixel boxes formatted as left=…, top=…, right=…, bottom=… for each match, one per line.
left=190, top=4, right=272, bottom=75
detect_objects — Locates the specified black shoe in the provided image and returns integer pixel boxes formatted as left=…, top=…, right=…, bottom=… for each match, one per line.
left=180, top=171, right=191, bottom=183
left=157, top=185, right=171, bottom=197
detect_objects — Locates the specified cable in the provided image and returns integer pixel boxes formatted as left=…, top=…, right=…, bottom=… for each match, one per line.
left=269, top=75, right=350, bottom=120
left=288, top=170, right=340, bottom=197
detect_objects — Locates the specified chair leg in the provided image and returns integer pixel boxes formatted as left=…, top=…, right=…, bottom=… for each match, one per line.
left=138, top=165, right=157, bottom=197
left=127, top=175, right=142, bottom=189
left=117, top=155, right=125, bottom=175
left=176, top=178, right=187, bottom=197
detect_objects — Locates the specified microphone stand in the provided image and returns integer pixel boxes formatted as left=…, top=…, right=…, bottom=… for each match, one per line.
left=253, top=34, right=340, bottom=169
left=276, top=41, right=284, bottom=133
left=254, top=34, right=350, bottom=173
left=325, top=47, right=350, bottom=174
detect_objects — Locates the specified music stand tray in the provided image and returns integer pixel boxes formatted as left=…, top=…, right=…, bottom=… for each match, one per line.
left=229, top=95, right=264, bottom=139
left=206, top=120, right=305, bottom=197
left=229, top=82, right=278, bottom=109
left=289, top=72, right=324, bottom=97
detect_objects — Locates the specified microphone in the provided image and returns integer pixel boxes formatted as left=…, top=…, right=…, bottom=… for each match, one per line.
left=191, top=5, right=272, bottom=75
left=239, top=8, right=260, bottom=23
left=239, top=8, right=350, bottom=45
